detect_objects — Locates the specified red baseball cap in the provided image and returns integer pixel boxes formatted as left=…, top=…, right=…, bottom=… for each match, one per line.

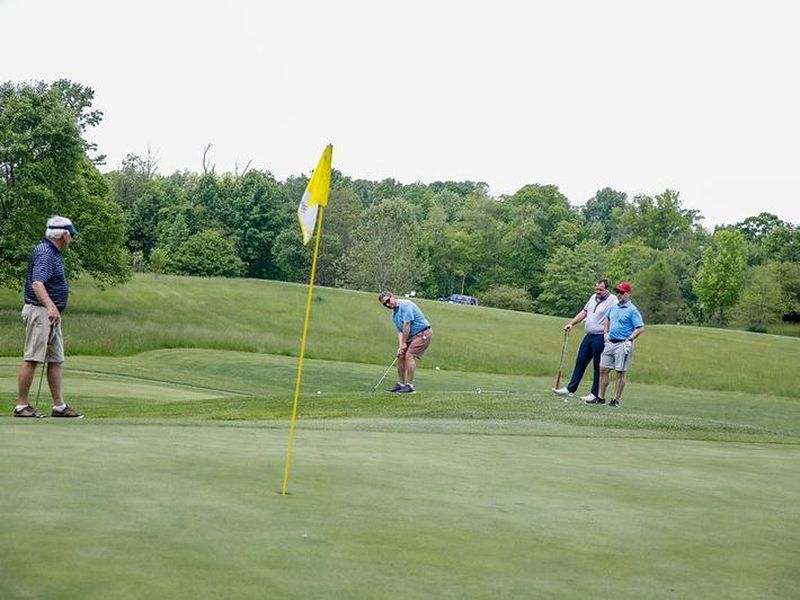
left=614, top=281, right=632, bottom=293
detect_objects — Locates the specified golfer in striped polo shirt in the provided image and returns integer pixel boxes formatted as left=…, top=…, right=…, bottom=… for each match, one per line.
left=14, top=216, right=83, bottom=418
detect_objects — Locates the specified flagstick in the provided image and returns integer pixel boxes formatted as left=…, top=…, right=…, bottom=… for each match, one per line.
left=281, top=205, right=325, bottom=495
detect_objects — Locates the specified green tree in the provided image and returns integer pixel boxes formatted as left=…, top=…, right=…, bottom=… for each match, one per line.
left=417, top=194, right=501, bottom=298
left=772, top=261, right=800, bottom=318
left=693, top=230, right=748, bottom=324
left=125, top=180, right=183, bottom=258
left=169, top=230, right=244, bottom=277
left=227, top=170, right=291, bottom=279
left=616, top=189, right=703, bottom=250
left=606, top=241, right=662, bottom=285
left=70, top=158, right=131, bottom=286
left=724, top=212, right=785, bottom=265
left=634, top=258, right=685, bottom=324
left=536, top=240, right=607, bottom=317
left=1, top=80, right=129, bottom=288
left=733, top=264, right=788, bottom=331
left=148, top=247, right=169, bottom=275
left=763, top=223, right=800, bottom=263
left=343, top=199, right=429, bottom=293
left=272, top=227, right=310, bottom=283
left=733, top=212, right=784, bottom=242
left=105, top=149, right=159, bottom=211
left=315, top=185, right=363, bottom=287
left=582, top=187, right=628, bottom=243
left=500, top=184, right=584, bottom=296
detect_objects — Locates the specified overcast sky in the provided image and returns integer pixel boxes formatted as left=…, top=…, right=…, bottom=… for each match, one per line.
left=3, top=0, right=798, bottom=227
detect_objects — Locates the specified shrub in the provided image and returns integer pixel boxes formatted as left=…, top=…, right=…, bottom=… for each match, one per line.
left=479, top=285, right=535, bottom=312
left=169, top=231, right=244, bottom=277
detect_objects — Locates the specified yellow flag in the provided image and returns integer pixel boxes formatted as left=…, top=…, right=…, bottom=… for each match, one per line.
left=297, top=144, right=333, bottom=245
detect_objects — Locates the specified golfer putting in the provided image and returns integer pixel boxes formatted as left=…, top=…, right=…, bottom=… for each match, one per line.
left=378, top=292, right=432, bottom=394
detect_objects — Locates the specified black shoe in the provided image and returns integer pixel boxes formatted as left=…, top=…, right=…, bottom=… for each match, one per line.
left=387, top=383, right=405, bottom=393
left=609, top=399, right=620, bottom=408
left=397, top=384, right=416, bottom=394
left=584, top=397, right=606, bottom=405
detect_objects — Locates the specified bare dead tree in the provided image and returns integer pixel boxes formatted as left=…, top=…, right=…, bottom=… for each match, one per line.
left=235, top=159, right=253, bottom=178
left=202, top=144, right=215, bottom=174
left=144, top=145, right=159, bottom=179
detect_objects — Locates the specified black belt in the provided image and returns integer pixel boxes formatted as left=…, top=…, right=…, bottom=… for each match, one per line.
left=410, top=326, right=431, bottom=338
left=609, top=338, right=627, bottom=343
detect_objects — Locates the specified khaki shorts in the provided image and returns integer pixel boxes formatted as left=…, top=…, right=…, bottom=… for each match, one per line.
left=406, top=328, right=432, bottom=359
left=600, top=340, right=633, bottom=372
left=22, top=304, right=65, bottom=363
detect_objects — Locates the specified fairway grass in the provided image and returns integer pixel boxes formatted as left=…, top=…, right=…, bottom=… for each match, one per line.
left=1, top=422, right=798, bottom=600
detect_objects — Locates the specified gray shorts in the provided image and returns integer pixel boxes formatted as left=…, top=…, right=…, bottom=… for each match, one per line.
left=600, top=340, right=633, bottom=372
left=22, top=304, right=64, bottom=363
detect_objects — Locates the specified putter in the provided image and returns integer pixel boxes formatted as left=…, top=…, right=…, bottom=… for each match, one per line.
left=371, top=356, right=398, bottom=393
left=553, top=330, right=569, bottom=389
left=34, top=361, right=47, bottom=410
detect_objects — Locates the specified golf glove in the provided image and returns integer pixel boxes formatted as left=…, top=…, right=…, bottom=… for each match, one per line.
left=623, top=340, right=632, bottom=355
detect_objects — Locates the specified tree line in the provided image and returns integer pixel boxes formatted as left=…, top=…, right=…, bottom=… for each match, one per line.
left=2, top=80, right=799, bottom=330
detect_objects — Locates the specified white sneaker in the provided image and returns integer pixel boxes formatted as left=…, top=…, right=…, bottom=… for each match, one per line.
left=552, top=387, right=573, bottom=397
left=580, top=393, right=597, bottom=402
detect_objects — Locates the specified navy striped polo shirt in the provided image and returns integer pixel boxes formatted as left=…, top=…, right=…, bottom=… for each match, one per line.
left=24, top=239, right=69, bottom=312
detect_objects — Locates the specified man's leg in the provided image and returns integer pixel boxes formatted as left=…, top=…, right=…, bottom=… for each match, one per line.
left=17, top=360, right=38, bottom=405
left=405, top=354, right=417, bottom=387
left=566, top=336, right=593, bottom=393
left=614, top=371, right=626, bottom=401
left=599, top=367, right=611, bottom=400
left=396, top=353, right=406, bottom=384
left=47, top=362, right=64, bottom=406
left=590, top=336, right=604, bottom=397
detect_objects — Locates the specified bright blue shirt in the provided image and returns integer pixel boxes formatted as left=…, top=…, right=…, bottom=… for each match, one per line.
left=606, top=301, right=644, bottom=340
left=392, top=299, right=430, bottom=336
left=25, top=239, right=69, bottom=312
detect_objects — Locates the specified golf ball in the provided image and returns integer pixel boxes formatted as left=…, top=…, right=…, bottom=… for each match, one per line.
left=435, top=366, right=440, bottom=371
left=316, top=391, right=321, bottom=394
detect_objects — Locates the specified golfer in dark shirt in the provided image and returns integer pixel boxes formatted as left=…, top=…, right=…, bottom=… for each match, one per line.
left=14, top=216, right=83, bottom=419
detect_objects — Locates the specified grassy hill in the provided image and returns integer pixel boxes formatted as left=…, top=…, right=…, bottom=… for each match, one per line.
left=1, top=273, right=799, bottom=397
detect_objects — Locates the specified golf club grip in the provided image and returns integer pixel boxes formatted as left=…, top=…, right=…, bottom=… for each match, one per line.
left=554, top=371, right=562, bottom=389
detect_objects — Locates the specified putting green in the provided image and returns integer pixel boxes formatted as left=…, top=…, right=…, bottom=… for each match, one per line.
left=1, top=421, right=798, bottom=599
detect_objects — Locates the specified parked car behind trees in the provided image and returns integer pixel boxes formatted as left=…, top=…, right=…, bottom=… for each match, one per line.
left=438, top=294, right=479, bottom=306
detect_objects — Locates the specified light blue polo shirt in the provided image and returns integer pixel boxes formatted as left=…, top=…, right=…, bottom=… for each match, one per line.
left=606, top=301, right=644, bottom=340
left=392, top=299, right=430, bottom=336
